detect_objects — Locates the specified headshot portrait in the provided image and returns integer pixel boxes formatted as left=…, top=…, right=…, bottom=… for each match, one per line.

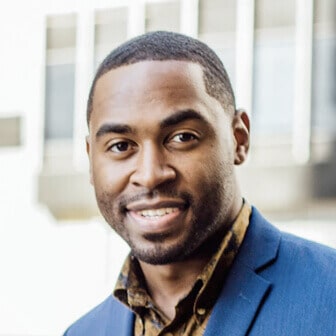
left=0, top=1, right=335, bottom=336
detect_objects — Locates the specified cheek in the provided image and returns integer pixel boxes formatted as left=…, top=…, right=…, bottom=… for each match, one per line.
left=219, top=131, right=236, bottom=162
left=186, top=147, right=233, bottom=194
left=91, top=155, right=130, bottom=194
left=176, top=151, right=219, bottom=190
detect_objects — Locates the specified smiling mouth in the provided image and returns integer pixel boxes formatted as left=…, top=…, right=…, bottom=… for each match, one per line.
left=126, top=200, right=187, bottom=233
left=136, top=207, right=179, bottom=218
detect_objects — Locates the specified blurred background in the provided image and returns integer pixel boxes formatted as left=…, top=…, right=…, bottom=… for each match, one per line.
left=0, top=0, right=335, bottom=335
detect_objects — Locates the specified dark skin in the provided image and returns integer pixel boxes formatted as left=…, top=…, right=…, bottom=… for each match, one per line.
left=87, top=60, right=250, bottom=319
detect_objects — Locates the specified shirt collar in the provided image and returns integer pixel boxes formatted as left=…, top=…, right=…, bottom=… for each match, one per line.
left=113, top=201, right=251, bottom=320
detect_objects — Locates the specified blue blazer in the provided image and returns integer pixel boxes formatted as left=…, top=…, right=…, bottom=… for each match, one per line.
left=64, top=207, right=336, bottom=335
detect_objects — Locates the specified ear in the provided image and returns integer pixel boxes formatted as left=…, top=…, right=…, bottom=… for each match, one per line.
left=232, top=109, right=250, bottom=165
left=86, top=135, right=93, bottom=185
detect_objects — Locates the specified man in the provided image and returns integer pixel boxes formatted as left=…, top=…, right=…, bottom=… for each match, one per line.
left=64, top=31, right=336, bottom=335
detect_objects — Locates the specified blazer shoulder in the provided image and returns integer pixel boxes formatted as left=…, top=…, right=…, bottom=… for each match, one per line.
left=63, top=295, right=134, bottom=336
left=248, top=206, right=336, bottom=273
left=260, top=222, right=336, bottom=308
left=279, top=229, right=336, bottom=274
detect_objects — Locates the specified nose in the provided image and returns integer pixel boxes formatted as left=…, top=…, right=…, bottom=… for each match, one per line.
left=129, top=143, right=176, bottom=189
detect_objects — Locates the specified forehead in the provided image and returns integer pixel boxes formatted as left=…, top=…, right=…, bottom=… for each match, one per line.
left=90, top=60, right=224, bottom=129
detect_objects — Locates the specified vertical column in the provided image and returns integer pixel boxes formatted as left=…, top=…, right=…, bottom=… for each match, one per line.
left=128, top=0, right=145, bottom=38
left=292, top=0, right=314, bottom=163
left=180, top=0, right=199, bottom=37
left=73, top=8, right=95, bottom=170
left=235, top=0, right=255, bottom=114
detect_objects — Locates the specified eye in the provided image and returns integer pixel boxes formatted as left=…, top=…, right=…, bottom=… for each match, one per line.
left=170, top=132, right=197, bottom=143
left=109, top=141, right=132, bottom=153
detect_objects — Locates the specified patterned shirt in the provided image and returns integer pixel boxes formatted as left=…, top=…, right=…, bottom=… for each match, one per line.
left=114, top=202, right=251, bottom=336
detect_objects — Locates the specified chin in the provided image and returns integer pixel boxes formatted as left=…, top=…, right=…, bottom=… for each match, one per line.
left=130, top=241, right=191, bottom=265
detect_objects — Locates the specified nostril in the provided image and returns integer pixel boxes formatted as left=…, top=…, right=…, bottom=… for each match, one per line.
left=130, top=164, right=176, bottom=189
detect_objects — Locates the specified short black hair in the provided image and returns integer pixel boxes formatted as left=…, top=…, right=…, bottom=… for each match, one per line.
left=87, top=31, right=235, bottom=125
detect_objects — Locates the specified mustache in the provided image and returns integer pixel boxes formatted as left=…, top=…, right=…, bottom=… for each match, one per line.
left=118, top=189, right=193, bottom=211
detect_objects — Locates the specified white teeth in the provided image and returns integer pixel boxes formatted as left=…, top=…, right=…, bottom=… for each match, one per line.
left=137, top=207, right=178, bottom=218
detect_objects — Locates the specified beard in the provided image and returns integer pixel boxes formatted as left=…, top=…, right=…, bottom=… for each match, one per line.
left=95, top=164, right=235, bottom=265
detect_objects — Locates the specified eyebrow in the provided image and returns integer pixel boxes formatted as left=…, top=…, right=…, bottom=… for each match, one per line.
left=159, top=109, right=210, bottom=128
left=95, top=123, right=134, bottom=139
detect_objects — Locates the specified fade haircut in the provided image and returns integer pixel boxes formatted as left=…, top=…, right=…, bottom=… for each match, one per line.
left=87, top=31, right=236, bottom=125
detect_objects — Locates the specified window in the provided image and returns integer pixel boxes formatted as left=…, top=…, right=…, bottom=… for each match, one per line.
left=0, top=116, right=21, bottom=147
left=253, top=0, right=296, bottom=135
left=145, top=1, right=180, bottom=32
left=312, top=0, right=336, bottom=138
left=45, top=14, right=76, bottom=141
left=198, top=0, right=236, bottom=87
left=94, top=7, right=128, bottom=68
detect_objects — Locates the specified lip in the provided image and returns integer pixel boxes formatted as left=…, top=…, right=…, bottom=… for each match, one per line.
left=126, top=199, right=188, bottom=234
left=126, top=199, right=187, bottom=212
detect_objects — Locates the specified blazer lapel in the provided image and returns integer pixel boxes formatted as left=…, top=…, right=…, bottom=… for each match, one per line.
left=204, top=261, right=271, bottom=336
left=204, top=207, right=281, bottom=336
left=105, top=297, right=135, bottom=336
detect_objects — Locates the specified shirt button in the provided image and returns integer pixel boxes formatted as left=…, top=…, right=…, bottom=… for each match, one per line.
left=197, top=307, right=206, bottom=316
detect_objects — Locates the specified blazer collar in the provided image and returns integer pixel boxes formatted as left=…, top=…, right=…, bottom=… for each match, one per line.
left=204, top=207, right=281, bottom=336
left=237, top=206, right=281, bottom=271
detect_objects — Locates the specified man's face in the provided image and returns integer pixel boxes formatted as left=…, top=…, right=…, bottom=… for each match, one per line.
left=87, top=60, right=248, bottom=265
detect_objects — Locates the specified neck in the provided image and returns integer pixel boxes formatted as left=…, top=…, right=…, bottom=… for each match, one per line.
left=139, top=256, right=210, bottom=320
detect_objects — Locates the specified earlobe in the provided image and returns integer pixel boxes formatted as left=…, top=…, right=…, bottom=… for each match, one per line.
left=86, top=136, right=93, bottom=185
left=233, top=109, right=250, bottom=165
